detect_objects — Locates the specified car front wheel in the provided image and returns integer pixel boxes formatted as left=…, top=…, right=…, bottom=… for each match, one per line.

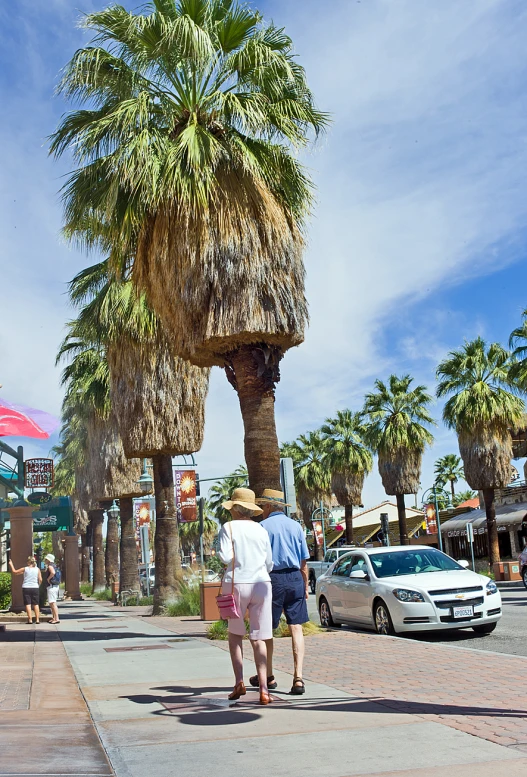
left=374, top=600, right=396, bottom=636
left=472, top=622, right=497, bottom=635
left=319, top=597, right=340, bottom=628
left=310, top=575, right=316, bottom=594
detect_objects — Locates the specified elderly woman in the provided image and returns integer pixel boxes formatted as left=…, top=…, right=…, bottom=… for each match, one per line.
left=219, top=488, right=274, bottom=705
left=9, top=556, right=42, bottom=624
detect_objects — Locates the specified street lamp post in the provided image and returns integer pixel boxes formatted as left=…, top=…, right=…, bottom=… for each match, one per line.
left=421, top=485, right=452, bottom=553
left=311, top=502, right=332, bottom=558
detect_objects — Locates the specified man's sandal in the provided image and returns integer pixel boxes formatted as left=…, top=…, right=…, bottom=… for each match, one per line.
left=249, top=674, right=278, bottom=690
left=290, top=677, right=306, bottom=695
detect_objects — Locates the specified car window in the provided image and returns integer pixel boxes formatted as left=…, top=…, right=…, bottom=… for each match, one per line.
left=332, top=555, right=354, bottom=577
left=350, top=555, right=368, bottom=574
left=369, top=549, right=464, bottom=578
left=325, top=550, right=337, bottom=563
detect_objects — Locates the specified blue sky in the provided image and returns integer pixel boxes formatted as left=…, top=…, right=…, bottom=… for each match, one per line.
left=1, top=0, right=527, bottom=507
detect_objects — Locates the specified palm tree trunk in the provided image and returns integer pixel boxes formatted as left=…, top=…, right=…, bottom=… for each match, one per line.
left=80, top=532, right=90, bottom=583
left=105, top=512, right=120, bottom=587
left=345, top=503, right=354, bottom=544
left=152, top=453, right=182, bottom=615
left=226, top=345, right=282, bottom=497
left=451, top=480, right=455, bottom=500
left=91, top=509, right=106, bottom=592
left=483, top=487, right=500, bottom=565
left=119, top=497, right=139, bottom=593
left=396, top=494, right=409, bottom=545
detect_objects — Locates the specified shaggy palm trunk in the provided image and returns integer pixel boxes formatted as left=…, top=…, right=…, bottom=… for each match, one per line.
left=105, top=512, right=120, bottom=588
left=119, top=497, right=139, bottom=593
left=153, top=454, right=182, bottom=614
left=80, top=532, right=90, bottom=583
left=226, top=345, right=282, bottom=497
left=483, top=488, right=500, bottom=565
left=91, top=510, right=106, bottom=592
left=450, top=481, right=455, bottom=501
left=396, top=494, right=409, bottom=546
left=345, top=504, right=354, bottom=544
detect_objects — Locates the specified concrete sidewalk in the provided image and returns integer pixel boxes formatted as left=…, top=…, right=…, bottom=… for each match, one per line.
left=2, top=601, right=527, bottom=777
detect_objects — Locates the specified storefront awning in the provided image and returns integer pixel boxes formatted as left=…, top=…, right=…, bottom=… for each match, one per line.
left=441, top=502, right=527, bottom=535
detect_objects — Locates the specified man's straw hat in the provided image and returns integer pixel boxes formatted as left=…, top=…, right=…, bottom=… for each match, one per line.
left=222, top=487, right=263, bottom=515
left=256, top=488, right=290, bottom=507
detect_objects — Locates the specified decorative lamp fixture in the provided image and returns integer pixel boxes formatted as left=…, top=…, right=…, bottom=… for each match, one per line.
left=108, top=499, right=120, bottom=519
left=137, top=459, right=154, bottom=494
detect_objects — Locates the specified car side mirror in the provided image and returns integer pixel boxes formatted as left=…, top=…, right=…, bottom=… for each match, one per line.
left=349, top=570, right=368, bottom=580
left=458, top=559, right=470, bottom=569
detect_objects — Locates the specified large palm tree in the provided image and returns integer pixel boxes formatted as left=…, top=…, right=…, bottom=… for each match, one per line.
left=437, top=338, right=524, bottom=565
left=68, top=261, right=210, bottom=611
left=282, top=433, right=331, bottom=560
left=362, top=375, right=435, bottom=546
left=434, top=454, right=465, bottom=500
left=50, top=0, right=328, bottom=498
left=320, top=410, right=372, bottom=544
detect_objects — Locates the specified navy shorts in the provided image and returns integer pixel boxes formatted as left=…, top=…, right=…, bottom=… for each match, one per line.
left=270, top=569, right=308, bottom=629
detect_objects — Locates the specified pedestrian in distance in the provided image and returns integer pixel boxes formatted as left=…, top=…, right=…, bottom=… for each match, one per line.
left=9, top=556, right=42, bottom=624
left=44, top=554, right=61, bottom=624
left=255, top=489, right=310, bottom=695
left=218, top=488, right=274, bottom=705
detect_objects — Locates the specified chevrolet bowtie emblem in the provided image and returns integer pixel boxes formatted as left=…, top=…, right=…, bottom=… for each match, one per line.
left=455, top=594, right=465, bottom=599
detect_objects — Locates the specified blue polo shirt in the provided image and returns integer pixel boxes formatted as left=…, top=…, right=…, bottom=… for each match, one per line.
left=260, top=511, right=310, bottom=571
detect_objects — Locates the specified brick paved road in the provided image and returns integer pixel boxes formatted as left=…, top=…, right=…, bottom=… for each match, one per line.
left=270, top=630, right=527, bottom=752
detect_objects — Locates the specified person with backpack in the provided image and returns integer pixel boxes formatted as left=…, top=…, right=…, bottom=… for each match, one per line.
left=44, top=553, right=61, bottom=624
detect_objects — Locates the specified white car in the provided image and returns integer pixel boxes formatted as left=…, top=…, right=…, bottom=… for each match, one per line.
left=316, top=545, right=502, bottom=636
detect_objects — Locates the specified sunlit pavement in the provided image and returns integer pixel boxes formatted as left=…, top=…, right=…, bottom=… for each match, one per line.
left=2, top=599, right=527, bottom=777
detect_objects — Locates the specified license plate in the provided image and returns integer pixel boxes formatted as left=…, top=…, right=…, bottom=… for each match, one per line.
left=453, top=605, right=474, bottom=619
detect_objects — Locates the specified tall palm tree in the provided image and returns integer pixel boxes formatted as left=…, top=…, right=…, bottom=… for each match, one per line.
left=68, top=261, right=210, bottom=611
left=50, top=0, right=328, bottom=498
left=362, top=375, right=435, bottom=546
left=208, top=466, right=248, bottom=524
left=179, top=517, right=218, bottom=558
left=437, top=338, right=524, bottom=565
left=282, top=433, right=331, bottom=560
left=452, top=489, right=477, bottom=507
left=434, top=454, right=464, bottom=500
left=320, top=410, right=372, bottom=544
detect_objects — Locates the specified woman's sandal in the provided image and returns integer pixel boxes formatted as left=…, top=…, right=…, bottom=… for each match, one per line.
left=290, top=677, right=306, bottom=695
left=49, top=620, right=60, bottom=624
left=249, top=674, right=278, bottom=690
left=228, top=681, right=246, bottom=700
left=259, top=691, right=273, bottom=705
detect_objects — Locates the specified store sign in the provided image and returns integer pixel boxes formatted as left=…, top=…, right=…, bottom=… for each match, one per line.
left=423, top=503, right=438, bottom=535
left=25, top=458, right=54, bottom=489
left=32, top=496, right=72, bottom=532
left=174, top=469, right=197, bottom=522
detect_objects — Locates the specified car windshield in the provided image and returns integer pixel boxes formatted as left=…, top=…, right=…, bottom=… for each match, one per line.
left=369, top=549, right=464, bottom=578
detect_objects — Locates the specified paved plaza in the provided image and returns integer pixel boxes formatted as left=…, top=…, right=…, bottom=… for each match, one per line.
left=2, top=600, right=527, bottom=777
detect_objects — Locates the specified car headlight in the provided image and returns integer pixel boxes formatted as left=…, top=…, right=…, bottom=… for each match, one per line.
left=392, top=588, right=425, bottom=603
left=486, top=579, right=498, bottom=595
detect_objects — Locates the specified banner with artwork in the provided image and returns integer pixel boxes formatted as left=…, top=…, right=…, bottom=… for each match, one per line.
left=423, top=503, right=438, bottom=535
left=174, top=469, right=197, bottom=522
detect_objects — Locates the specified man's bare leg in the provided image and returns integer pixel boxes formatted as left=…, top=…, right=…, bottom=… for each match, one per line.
left=290, top=624, right=305, bottom=683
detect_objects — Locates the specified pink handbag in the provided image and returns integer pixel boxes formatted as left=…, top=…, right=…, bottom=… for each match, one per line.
left=216, top=523, right=240, bottom=619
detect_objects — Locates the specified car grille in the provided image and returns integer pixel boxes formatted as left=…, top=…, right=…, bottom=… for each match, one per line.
left=428, top=586, right=483, bottom=596
left=434, top=597, right=484, bottom=610
left=440, top=612, right=482, bottom=623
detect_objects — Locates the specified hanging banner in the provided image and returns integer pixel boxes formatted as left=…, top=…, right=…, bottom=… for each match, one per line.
left=134, top=500, right=151, bottom=555
left=25, top=458, right=54, bottom=489
left=313, top=520, right=323, bottom=548
left=423, top=503, right=438, bottom=535
left=174, top=469, right=197, bottom=522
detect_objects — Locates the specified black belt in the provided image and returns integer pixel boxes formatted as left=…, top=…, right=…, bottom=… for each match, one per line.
left=271, top=567, right=300, bottom=574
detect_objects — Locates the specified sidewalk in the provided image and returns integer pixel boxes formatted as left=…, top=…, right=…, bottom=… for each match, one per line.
left=2, top=601, right=527, bottom=777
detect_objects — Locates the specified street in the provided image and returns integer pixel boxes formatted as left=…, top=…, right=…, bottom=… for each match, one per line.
left=308, top=581, right=527, bottom=656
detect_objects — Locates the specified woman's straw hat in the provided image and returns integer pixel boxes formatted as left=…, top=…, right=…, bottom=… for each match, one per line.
left=256, top=488, right=290, bottom=507
left=222, top=487, right=263, bottom=515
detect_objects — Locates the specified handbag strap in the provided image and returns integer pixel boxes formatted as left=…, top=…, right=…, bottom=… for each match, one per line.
left=221, top=521, right=235, bottom=594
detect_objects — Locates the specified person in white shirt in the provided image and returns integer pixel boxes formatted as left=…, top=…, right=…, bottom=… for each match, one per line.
left=9, top=556, right=42, bottom=624
left=219, top=488, right=274, bottom=705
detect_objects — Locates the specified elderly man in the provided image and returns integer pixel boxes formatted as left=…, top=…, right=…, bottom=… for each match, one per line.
left=249, top=489, right=310, bottom=695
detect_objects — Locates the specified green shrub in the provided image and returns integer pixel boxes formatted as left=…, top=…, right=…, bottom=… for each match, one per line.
left=80, top=582, right=93, bottom=597
left=0, top=572, right=11, bottom=610
left=122, top=595, right=153, bottom=606
left=163, top=581, right=200, bottom=616
left=207, top=618, right=250, bottom=640
left=93, top=588, right=113, bottom=601
left=273, top=617, right=324, bottom=638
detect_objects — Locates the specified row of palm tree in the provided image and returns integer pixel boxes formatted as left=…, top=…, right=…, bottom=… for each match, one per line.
left=285, top=335, right=527, bottom=565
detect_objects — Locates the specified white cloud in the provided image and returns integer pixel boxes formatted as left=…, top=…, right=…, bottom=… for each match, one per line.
left=2, top=0, right=527, bottom=506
